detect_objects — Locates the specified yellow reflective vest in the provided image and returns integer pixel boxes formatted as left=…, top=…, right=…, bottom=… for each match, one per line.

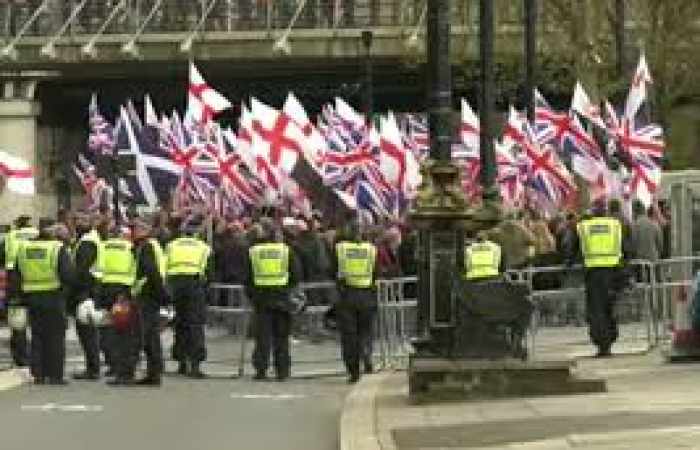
left=336, top=241, right=376, bottom=288
left=577, top=217, right=622, bottom=268
left=101, top=238, right=136, bottom=286
left=17, top=240, right=62, bottom=293
left=5, top=227, right=39, bottom=270
left=165, top=237, right=210, bottom=277
left=464, top=240, right=502, bottom=280
left=249, top=243, right=290, bottom=287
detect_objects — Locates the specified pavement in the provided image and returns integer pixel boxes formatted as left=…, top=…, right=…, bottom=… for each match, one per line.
left=340, top=348, right=700, bottom=450
left=0, top=324, right=351, bottom=450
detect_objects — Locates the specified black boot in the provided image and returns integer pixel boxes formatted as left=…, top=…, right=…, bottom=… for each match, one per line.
left=135, top=375, right=162, bottom=386
left=72, top=371, right=100, bottom=381
left=177, top=361, right=188, bottom=375
left=253, top=371, right=268, bottom=381
left=189, top=364, right=206, bottom=379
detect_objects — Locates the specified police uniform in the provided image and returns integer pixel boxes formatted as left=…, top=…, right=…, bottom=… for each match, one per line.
left=247, top=241, right=301, bottom=381
left=464, top=239, right=502, bottom=281
left=72, top=228, right=104, bottom=379
left=133, top=237, right=167, bottom=384
left=100, top=237, right=137, bottom=384
left=335, top=240, right=377, bottom=383
left=577, top=216, right=623, bottom=357
left=4, top=225, right=38, bottom=368
left=12, top=235, right=74, bottom=384
left=165, top=234, right=211, bottom=378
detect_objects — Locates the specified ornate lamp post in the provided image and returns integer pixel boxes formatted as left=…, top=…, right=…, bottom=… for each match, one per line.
left=361, top=30, right=374, bottom=122
left=410, top=0, right=500, bottom=359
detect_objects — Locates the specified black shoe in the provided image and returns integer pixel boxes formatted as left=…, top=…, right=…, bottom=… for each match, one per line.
left=595, top=348, right=612, bottom=358
left=107, top=377, right=134, bottom=386
left=363, top=363, right=374, bottom=374
left=104, top=368, right=115, bottom=377
left=177, top=362, right=188, bottom=375
left=188, top=366, right=206, bottom=379
left=135, top=376, right=162, bottom=386
left=348, top=373, right=360, bottom=384
left=253, top=372, right=268, bottom=381
left=275, top=373, right=289, bottom=382
left=72, top=371, right=100, bottom=381
left=33, top=377, right=46, bottom=385
left=46, top=378, right=69, bottom=386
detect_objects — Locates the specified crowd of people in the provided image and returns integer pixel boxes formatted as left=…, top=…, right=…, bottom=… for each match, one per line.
left=0, top=196, right=674, bottom=385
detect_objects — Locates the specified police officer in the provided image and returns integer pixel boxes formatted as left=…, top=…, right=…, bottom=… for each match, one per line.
left=100, top=228, right=138, bottom=385
left=10, top=221, right=75, bottom=385
left=577, top=202, right=625, bottom=357
left=132, top=218, right=168, bottom=386
left=246, top=221, right=302, bottom=382
left=165, top=218, right=211, bottom=379
left=464, top=231, right=503, bottom=281
left=71, top=213, right=105, bottom=380
left=4, top=215, right=38, bottom=368
left=334, top=225, right=378, bottom=384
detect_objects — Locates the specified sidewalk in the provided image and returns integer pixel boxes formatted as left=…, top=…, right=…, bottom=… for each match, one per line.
left=341, top=350, right=700, bottom=450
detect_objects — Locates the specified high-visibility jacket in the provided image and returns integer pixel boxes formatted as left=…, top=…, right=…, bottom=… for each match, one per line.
left=17, top=240, right=62, bottom=293
left=577, top=217, right=622, bottom=268
left=464, top=240, right=501, bottom=280
left=133, top=238, right=166, bottom=296
left=5, top=227, right=39, bottom=270
left=165, top=237, right=210, bottom=277
left=249, top=243, right=290, bottom=287
left=101, top=238, right=136, bottom=286
left=76, top=229, right=104, bottom=280
left=336, top=241, right=376, bottom=288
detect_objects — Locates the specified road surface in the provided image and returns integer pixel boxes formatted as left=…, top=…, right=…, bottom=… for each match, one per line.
left=0, top=328, right=351, bottom=450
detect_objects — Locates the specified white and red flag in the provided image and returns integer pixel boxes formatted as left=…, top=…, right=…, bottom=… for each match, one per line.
left=0, top=151, right=34, bottom=196
left=187, top=63, right=232, bottom=124
left=624, top=53, right=653, bottom=120
left=460, top=98, right=480, bottom=151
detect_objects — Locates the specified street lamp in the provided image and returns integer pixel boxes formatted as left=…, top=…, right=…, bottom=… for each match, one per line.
left=524, top=0, right=537, bottom=122
left=361, top=30, right=374, bottom=122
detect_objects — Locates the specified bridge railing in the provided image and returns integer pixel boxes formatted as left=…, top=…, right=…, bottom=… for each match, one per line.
left=0, top=0, right=532, bottom=39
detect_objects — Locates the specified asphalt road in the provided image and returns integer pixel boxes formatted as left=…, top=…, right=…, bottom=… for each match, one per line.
left=0, top=329, right=351, bottom=450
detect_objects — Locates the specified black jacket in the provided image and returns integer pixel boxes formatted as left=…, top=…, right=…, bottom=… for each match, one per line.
left=135, top=239, right=168, bottom=305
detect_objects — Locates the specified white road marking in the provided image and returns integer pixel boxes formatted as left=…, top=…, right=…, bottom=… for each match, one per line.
left=230, top=393, right=305, bottom=400
left=21, top=403, right=103, bottom=413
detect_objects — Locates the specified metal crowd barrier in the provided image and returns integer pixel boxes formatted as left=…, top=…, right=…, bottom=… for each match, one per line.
left=514, top=260, right=657, bottom=360
left=205, top=277, right=419, bottom=378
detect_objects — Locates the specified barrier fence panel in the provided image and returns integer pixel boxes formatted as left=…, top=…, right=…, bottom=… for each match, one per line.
left=650, top=256, right=700, bottom=354
left=518, top=261, right=656, bottom=360
left=204, top=278, right=419, bottom=378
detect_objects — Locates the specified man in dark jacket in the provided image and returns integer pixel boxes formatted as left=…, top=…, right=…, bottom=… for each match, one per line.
left=71, top=212, right=106, bottom=380
left=132, top=218, right=169, bottom=386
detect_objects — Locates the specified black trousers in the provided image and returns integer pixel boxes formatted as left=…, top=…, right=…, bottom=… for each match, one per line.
left=336, top=288, right=376, bottom=377
left=25, top=292, right=66, bottom=381
left=584, top=268, right=620, bottom=350
left=10, top=328, right=28, bottom=367
left=171, top=277, right=207, bottom=365
left=75, top=321, right=100, bottom=375
left=252, top=307, right=291, bottom=377
left=140, top=301, right=163, bottom=377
